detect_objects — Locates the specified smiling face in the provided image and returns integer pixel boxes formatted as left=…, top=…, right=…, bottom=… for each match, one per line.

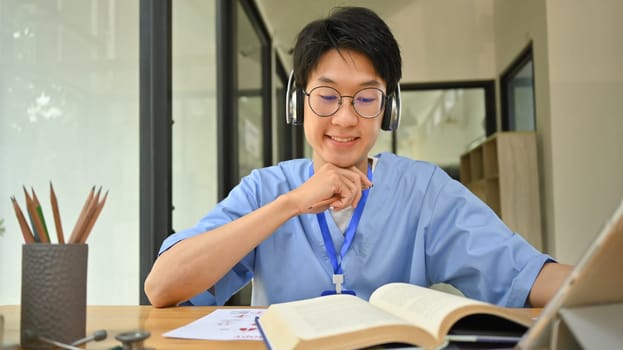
left=303, top=49, right=386, bottom=173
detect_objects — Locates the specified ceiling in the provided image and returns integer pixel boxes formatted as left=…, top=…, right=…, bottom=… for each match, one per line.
left=253, top=0, right=417, bottom=73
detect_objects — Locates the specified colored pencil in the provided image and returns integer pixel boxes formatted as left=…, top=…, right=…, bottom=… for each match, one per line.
left=50, top=182, right=65, bottom=244
left=68, top=186, right=95, bottom=243
left=13, top=184, right=107, bottom=245
left=79, top=190, right=108, bottom=243
left=23, top=186, right=49, bottom=243
left=75, top=187, right=101, bottom=243
left=11, top=196, right=36, bottom=244
left=31, top=187, right=51, bottom=243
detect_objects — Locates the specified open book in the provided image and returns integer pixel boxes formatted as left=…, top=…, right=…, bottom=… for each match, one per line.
left=256, top=282, right=533, bottom=350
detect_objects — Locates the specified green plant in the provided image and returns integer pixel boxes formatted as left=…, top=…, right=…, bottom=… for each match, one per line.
left=0, top=218, right=5, bottom=236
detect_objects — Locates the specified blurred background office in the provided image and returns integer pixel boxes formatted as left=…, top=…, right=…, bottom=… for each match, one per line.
left=1, top=0, right=621, bottom=306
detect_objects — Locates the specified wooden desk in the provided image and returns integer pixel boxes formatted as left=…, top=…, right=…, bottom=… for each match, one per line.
left=1, top=305, right=541, bottom=350
left=0, top=305, right=265, bottom=349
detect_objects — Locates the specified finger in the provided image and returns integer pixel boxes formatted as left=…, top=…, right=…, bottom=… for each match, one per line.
left=307, top=182, right=356, bottom=212
left=340, top=167, right=372, bottom=194
left=341, top=176, right=362, bottom=209
left=306, top=177, right=353, bottom=212
left=324, top=177, right=359, bottom=211
left=303, top=164, right=370, bottom=212
left=348, top=165, right=373, bottom=188
left=307, top=197, right=338, bottom=213
left=336, top=169, right=367, bottom=207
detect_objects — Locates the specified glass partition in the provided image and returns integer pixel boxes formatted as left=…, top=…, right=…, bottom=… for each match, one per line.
left=0, top=0, right=139, bottom=304
left=171, top=0, right=218, bottom=231
left=237, top=2, right=264, bottom=178
left=396, top=88, right=488, bottom=179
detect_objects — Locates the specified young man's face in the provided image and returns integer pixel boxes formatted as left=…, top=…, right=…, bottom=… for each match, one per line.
left=303, top=49, right=386, bottom=172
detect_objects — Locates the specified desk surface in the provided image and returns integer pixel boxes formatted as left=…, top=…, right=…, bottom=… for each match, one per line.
left=1, top=305, right=265, bottom=349
left=1, top=305, right=541, bottom=350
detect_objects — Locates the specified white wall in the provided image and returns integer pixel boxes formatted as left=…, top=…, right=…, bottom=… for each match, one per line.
left=388, top=0, right=623, bottom=263
left=544, top=0, right=623, bottom=262
left=493, top=0, right=623, bottom=263
left=389, top=0, right=495, bottom=82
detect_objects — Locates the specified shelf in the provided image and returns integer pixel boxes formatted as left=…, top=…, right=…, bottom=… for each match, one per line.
left=459, top=132, right=542, bottom=249
left=467, top=179, right=486, bottom=202
left=469, top=146, right=484, bottom=181
left=485, top=178, right=500, bottom=216
left=483, top=138, right=498, bottom=179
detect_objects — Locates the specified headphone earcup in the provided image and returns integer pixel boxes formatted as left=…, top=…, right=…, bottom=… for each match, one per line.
left=294, top=88, right=304, bottom=125
left=381, top=84, right=401, bottom=131
left=286, top=71, right=304, bottom=125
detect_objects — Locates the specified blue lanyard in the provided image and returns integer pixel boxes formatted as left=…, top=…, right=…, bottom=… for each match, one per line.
left=309, top=164, right=372, bottom=275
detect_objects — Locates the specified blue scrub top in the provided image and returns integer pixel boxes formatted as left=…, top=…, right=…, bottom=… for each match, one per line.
left=159, top=152, right=551, bottom=307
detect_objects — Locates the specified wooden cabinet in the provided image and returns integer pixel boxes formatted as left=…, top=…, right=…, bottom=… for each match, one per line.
left=460, top=132, right=542, bottom=249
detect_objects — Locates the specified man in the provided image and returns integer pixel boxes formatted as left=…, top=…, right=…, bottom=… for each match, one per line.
left=145, top=7, right=571, bottom=308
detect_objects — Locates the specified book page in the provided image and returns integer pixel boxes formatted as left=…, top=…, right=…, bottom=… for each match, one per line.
left=370, top=283, right=491, bottom=338
left=270, top=294, right=415, bottom=340
left=259, top=294, right=441, bottom=349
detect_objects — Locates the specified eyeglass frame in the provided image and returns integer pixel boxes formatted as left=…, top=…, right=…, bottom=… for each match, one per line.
left=303, top=85, right=388, bottom=119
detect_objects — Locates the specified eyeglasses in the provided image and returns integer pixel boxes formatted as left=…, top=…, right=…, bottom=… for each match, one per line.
left=304, top=86, right=386, bottom=119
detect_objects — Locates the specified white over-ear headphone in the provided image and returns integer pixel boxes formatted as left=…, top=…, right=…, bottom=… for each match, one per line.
left=285, top=71, right=401, bottom=131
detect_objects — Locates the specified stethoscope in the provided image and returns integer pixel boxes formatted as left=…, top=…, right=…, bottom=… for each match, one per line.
left=110, top=330, right=153, bottom=350
left=24, top=328, right=153, bottom=350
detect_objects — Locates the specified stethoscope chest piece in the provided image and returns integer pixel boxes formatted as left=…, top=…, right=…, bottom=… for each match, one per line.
left=114, top=330, right=152, bottom=350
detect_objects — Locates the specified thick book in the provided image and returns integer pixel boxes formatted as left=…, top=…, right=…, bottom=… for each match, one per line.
left=256, top=282, right=533, bottom=350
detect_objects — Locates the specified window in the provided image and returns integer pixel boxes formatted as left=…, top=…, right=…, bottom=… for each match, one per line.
left=501, top=44, right=536, bottom=131
left=389, top=82, right=495, bottom=179
left=0, top=0, right=140, bottom=304
left=172, top=0, right=218, bottom=232
left=237, top=1, right=265, bottom=177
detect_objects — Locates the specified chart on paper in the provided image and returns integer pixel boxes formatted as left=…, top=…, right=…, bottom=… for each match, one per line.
left=163, top=308, right=265, bottom=341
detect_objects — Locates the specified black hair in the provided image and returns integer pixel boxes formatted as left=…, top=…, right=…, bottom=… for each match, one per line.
left=292, top=7, right=402, bottom=95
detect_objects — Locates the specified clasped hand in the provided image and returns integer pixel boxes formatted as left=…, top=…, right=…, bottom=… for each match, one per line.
left=290, top=163, right=373, bottom=214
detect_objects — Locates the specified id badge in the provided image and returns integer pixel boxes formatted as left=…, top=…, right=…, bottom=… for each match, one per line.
left=321, top=274, right=356, bottom=296
left=321, top=289, right=356, bottom=296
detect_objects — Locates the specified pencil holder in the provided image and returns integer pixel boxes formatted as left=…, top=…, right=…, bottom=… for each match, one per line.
left=20, top=244, right=88, bottom=349
left=1, top=313, right=4, bottom=348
